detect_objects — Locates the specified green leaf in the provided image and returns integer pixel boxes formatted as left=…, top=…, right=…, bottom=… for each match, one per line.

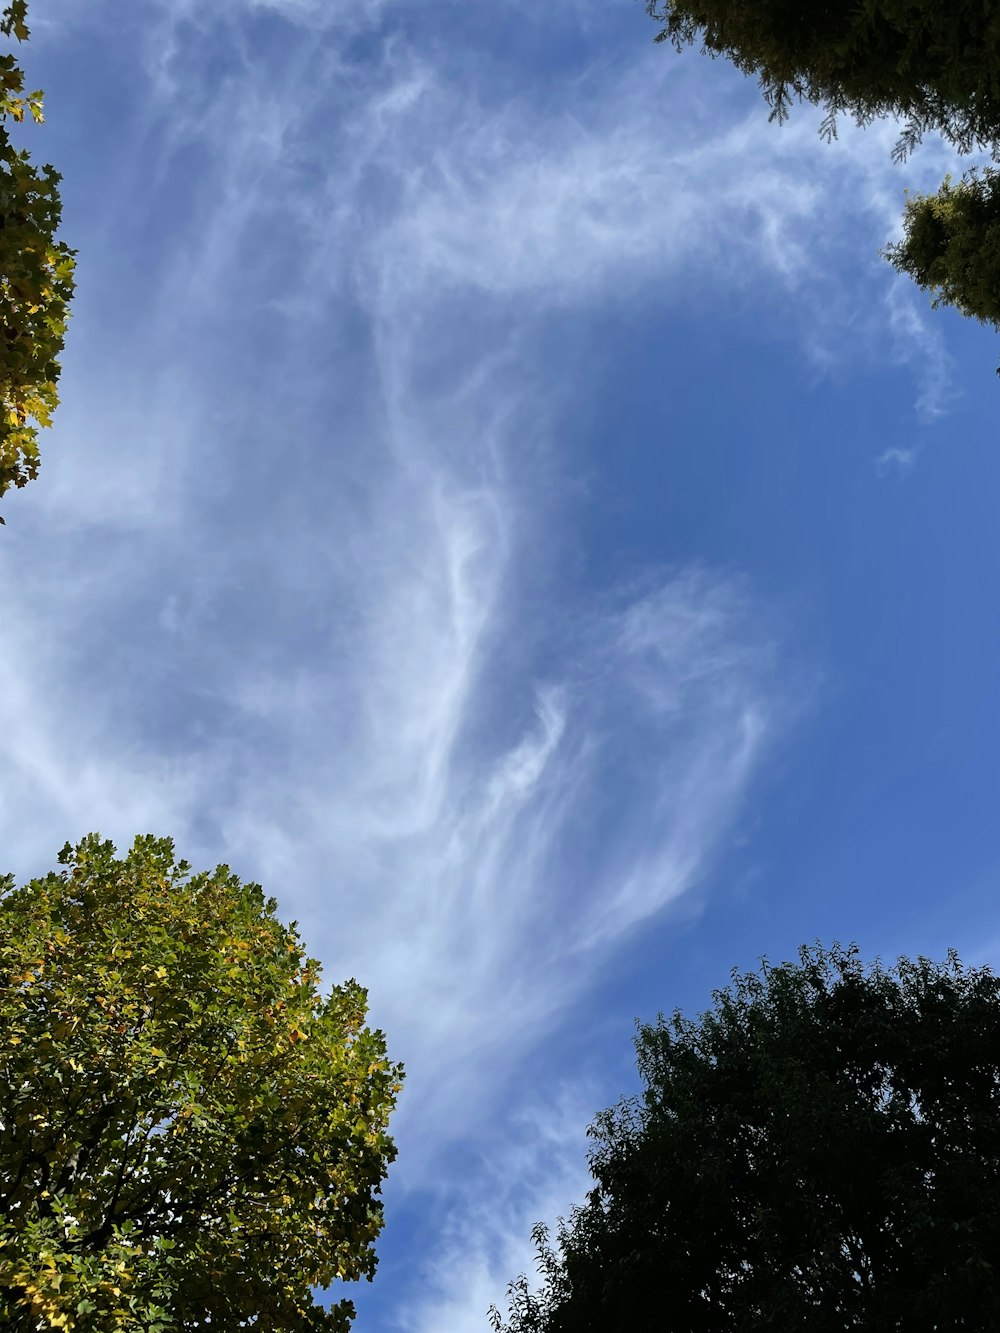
left=0, top=833, right=402, bottom=1330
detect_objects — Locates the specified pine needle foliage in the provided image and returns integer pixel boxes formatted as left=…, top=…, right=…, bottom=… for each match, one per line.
left=645, top=0, right=1000, bottom=358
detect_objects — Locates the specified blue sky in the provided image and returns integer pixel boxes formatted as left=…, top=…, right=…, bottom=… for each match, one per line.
left=4, top=0, right=1000, bottom=1327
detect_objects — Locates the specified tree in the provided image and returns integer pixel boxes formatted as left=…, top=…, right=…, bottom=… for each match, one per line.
left=645, top=0, right=1000, bottom=349
left=1, top=0, right=75, bottom=515
left=884, top=169, right=1000, bottom=341
left=0, top=834, right=403, bottom=1332
left=492, top=943, right=1000, bottom=1332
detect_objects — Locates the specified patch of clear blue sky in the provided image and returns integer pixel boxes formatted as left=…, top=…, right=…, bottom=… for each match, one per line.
left=9, top=1, right=1000, bottom=1329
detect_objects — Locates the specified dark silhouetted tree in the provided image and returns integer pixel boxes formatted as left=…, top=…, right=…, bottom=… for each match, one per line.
left=492, top=943, right=1000, bottom=1332
left=645, top=0, right=1000, bottom=353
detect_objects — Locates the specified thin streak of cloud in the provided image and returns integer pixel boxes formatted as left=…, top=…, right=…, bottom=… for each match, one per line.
left=213, top=560, right=781, bottom=1148
left=0, top=0, right=890, bottom=1200
left=0, top=9, right=959, bottom=1330
left=394, top=1087, right=598, bottom=1333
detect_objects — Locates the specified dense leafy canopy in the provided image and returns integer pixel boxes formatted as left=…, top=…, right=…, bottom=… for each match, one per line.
left=645, top=0, right=1000, bottom=350
left=1, top=0, right=75, bottom=511
left=0, top=834, right=402, bottom=1332
left=885, top=168, right=1000, bottom=334
left=492, top=944, right=1000, bottom=1332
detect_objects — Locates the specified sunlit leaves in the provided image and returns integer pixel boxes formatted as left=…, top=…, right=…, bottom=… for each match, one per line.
left=884, top=169, right=1000, bottom=336
left=0, top=834, right=403, bottom=1331
left=1, top=0, right=75, bottom=512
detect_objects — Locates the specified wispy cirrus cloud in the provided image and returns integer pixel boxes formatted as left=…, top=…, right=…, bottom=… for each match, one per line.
left=394, top=1086, right=599, bottom=1333
left=2, top=2, right=968, bottom=1327
left=213, top=562, right=779, bottom=1147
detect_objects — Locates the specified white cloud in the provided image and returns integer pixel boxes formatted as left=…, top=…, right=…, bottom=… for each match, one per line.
left=0, top=17, right=791, bottom=1278
left=876, top=445, right=918, bottom=474
left=883, top=280, right=957, bottom=421
left=3, top=6, right=972, bottom=1327
left=394, top=1086, right=598, bottom=1333
left=211, top=559, right=779, bottom=1151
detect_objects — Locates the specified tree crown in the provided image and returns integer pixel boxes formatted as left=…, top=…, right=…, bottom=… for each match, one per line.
left=493, top=943, right=1000, bottom=1332
left=646, top=0, right=1000, bottom=160
left=0, top=834, right=402, bottom=1332
left=1, top=0, right=76, bottom=512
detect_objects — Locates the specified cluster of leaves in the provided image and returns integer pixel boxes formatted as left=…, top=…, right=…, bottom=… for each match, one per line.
left=0, top=834, right=403, bottom=1331
left=884, top=168, right=1000, bottom=332
left=645, top=0, right=1000, bottom=341
left=646, top=0, right=1000, bottom=157
left=1, top=0, right=75, bottom=508
left=492, top=943, right=1000, bottom=1332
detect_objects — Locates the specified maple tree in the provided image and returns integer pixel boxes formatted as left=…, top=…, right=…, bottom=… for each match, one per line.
left=1, top=0, right=75, bottom=514
left=0, top=834, right=402, bottom=1331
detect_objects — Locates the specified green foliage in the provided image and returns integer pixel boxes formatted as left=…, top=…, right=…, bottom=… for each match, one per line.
left=646, top=0, right=1000, bottom=158
left=492, top=943, right=1000, bottom=1332
left=645, top=0, right=1000, bottom=354
left=884, top=168, right=1000, bottom=331
left=0, top=834, right=402, bottom=1332
left=1, top=0, right=76, bottom=511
